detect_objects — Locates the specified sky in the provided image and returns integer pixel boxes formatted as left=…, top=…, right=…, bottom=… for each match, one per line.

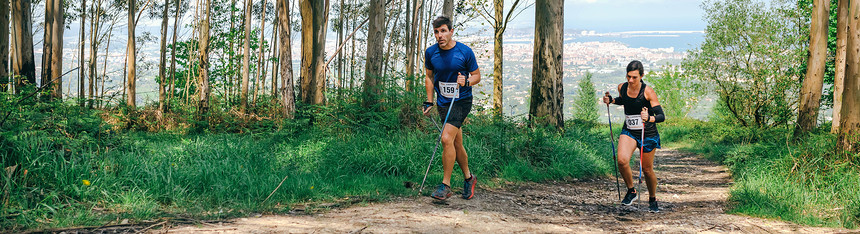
left=503, top=0, right=706, bottom=32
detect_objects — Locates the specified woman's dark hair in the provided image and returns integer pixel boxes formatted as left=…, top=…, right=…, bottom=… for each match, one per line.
left=432, top=16, right=453, bottom=30
left=626, top=60, right=645, bottom=76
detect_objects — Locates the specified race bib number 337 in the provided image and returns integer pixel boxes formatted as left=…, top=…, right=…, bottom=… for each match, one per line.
left=625, top=115, right=644, bottom=130
left=439, top=82, right=459, bottom=99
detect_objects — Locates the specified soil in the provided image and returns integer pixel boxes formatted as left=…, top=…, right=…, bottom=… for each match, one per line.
left=88, top=149, right=860, bottom=233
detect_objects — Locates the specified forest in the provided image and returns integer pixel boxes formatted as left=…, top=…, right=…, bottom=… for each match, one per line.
left=1, top=0, right=859, bottom=231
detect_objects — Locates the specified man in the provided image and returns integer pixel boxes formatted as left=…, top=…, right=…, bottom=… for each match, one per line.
left=422, top=16, right=481, bottom=200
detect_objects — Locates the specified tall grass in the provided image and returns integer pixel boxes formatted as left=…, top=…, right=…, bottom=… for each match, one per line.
left=662, top=119, right=860, bottom=228
left=0, top=92, right=615, bottom=231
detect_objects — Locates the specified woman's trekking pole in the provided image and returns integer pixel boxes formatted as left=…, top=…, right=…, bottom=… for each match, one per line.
left=605, top=92, right=621, bottom=201
left=638, top=107, right=647, bottom=204
left=418, top=79, right=462, bottom=194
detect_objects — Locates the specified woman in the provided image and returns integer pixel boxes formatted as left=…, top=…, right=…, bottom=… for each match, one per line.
left=603, top=60, right=665, bottom=213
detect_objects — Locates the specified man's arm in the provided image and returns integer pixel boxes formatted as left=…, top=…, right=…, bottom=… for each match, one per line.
left=425, top=69, right=435, bottom=103
left=468, top=68, right=481, bottom=86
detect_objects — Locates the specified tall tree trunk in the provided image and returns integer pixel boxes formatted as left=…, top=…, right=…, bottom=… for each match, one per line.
left=79, top=0, right=86, bottom=105
left=101, top=18, right=116, bottom=108
left=49, top=0, right=63, bottom=100
left=363, top=0, right=384, bottom=107
left=241, top=0, right=251, bottom=111
left=169, top=0, right=180, bottom=108
left=840, top=0, right=860, bottom=152
left=158, top=0, right=169, bottom=112
left=11, top=0, right=35, bottom=94
left=269, top=12, right=278, bottom=96
left=299, top=0, right=329, bottom=105
left=796, top=0, right=830, bottom=135
left=404, top=0, right=415, bottom=91
left=0, top=0, right=8, bottom=93
left=229, top=0, right=236, bottom=102
left=89, top=0, right=103, bottom=108
left=492, top=0, right=503, bottom=117
left=335, top=0, right=342, bottom=94
left=254, top=0, right=268, bottom=104
left=278, top=0, right=295, bottom=118
left=127, top=0, right=137, bottom=107
left=198, top=0, right=211, bottom=114
left=833, top=0, right=849, bottom=133
left=529, top=0, right=563, bottom=128
left=42, top=0, right=54, bottom=98
left=442, top=0, right=452, bottom=19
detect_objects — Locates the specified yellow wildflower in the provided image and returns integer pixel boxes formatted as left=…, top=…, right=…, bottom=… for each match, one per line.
left=82, top=180, right=91, bottom=186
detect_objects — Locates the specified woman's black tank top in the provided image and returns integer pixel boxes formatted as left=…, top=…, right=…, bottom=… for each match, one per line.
left=619, top=81, right=659, bottom=138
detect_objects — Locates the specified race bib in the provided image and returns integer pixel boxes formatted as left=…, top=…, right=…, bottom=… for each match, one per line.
left=625, top=115, right=644, bottom=130
left=439, top=82, right=460, bottom=99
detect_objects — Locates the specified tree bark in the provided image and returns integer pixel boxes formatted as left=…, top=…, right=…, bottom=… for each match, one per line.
left=270, top=11, right=279, bottom=96
left=796, top=0, right=830, bottom=135
left=229, top=0, right=236, bottom=102
left=241, top=0, right=252, bottom=112
left=88, top=0, right=103, bottom=108
left=278, top=0, right=295, bottom=118
left=198, top=0, right=211, bottom=114
left=833, top=0, right=849, bottom=133
left=442, top=0, right=452, bottom=19
left=254, top=0, right=268, bottom=104
left=49, top=0, right=63, bottom=100
left=363, top=0, right=384, bottom=107
left=529, top=0, right=564, bottom=128
left=158, top=0, right=169, bottom=112
left=0, top=0, right=8, bottom=93
left=299, top=0, right=328, bottom=105
left=840, top=0, right=860, bottom=152
left=41, top=0, right=54, bottom=99
left=492, top=0, right=503, bottom=117
left=127, top=0, right=137, bottom=107
left=11, top=0, right=35, bottom=94
left=79, top=0, right=86, bottom=105
left=169, top=0, right=180, bottom=108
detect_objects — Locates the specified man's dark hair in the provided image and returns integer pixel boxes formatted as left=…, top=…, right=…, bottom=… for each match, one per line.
left=626, top=60, right=645, bottom=76
left=432, top=16, right=453, bottom=30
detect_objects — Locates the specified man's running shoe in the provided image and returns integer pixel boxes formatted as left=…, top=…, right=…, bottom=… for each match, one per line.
left=462, top=174, right=477, bottom=200
left=649, top=199, right=660, bottom=213
left=431, top=183, right=453, bottom=200
left=621, top=188, right=638, bottom=206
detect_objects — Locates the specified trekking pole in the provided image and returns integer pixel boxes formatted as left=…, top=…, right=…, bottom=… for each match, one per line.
left=605, top=92, right=621, bottom=201
left=418, top=75, right=463, bottom=194
left=638, top=107, right=646, bottom=204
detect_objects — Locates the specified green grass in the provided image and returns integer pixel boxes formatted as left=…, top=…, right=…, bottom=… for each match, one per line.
left=0, top=99, right=615, bottom=231
left=662, top=119, right=860, bottom=229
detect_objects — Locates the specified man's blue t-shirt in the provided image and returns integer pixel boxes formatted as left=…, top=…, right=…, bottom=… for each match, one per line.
left=425, top=42, right=479, bottom=106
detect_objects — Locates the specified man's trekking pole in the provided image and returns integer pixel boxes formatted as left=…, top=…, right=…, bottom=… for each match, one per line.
left=605, top=92, right=621, bottom=201
left=418, top=76, right=463, bottom=194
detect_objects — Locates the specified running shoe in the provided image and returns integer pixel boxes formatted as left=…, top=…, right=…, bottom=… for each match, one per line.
left=649, top=199, right=660, bottom=213
left=431, top=183, right=453, bottom=200
left=621, top=188, right=638, bottom=206
left=462, top=174, right=477, bottom=200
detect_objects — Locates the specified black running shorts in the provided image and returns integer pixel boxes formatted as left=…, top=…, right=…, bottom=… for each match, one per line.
left=437, top=96, right=473, bottom=128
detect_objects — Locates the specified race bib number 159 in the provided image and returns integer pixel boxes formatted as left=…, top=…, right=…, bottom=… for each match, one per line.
left=626, top=115, right=644, bottom=130
left=439, top=82, right=459, bottom=99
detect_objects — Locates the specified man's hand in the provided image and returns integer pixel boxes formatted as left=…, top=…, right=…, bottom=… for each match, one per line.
left=457, top=72, right=467, bottom=87
left=603, top=92, right=612, bottom=104
left=423, top=102, right=434, bottom=116
left=641, top=107, right=649, bottom=122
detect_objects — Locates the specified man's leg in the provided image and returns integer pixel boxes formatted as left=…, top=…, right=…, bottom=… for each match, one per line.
left=453, top=126, right=471, bottom=178
left=440, top=123, right=459, bottom=186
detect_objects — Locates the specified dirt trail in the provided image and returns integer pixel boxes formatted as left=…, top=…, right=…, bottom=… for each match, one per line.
left=162, top=149, right=851, bottom=233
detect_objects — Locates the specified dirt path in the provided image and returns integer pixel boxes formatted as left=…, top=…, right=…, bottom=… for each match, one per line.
left=162, top=149, right=850, bottom=233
